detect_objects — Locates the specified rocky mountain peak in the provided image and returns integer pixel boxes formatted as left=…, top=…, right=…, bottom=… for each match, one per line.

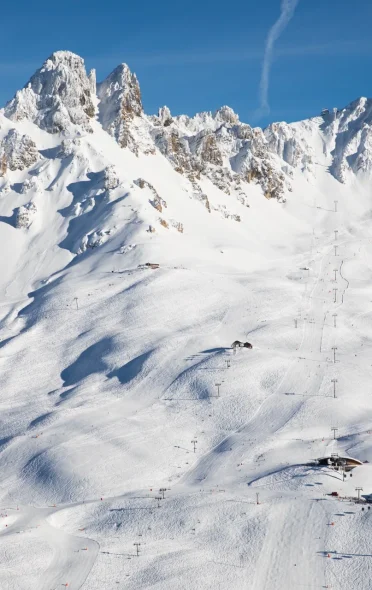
left=157, top=106, right=173, bottom=127
left=97, top=63, right=143, bottom=124
left=320, top=97, right=372, bottom=182
left=88, top=68, right=97, bottom=95
left=4, top=51, right=95, bottom=134
left=97, top=63, right=143, bottom=152
left=213, top=105, right=239, bottom=126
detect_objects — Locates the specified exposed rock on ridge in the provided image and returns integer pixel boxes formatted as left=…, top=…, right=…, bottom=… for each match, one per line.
left=325, top=98, right=372, bottom=182
left=15, top=202, right=37, bottom=229
left=3, top=49, right=372, bottom=211
left=0, top=129, right=39, bottom=172
left=150, top=107, right=289, bottom=200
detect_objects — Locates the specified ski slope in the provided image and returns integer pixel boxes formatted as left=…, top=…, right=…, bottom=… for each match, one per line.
left=2, top=157, right=372, bottom=589
left=1, top=53, right=372, bottom=589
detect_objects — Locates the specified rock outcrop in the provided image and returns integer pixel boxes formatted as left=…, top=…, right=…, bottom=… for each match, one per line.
left=0, top=129, right=39, bottom=172
left=79, top=229, right=112, bottom=254
left=325, top=98, right=372, bottom=182
left=134, top=178, right=167, bottom=212
left=189, top=130, right=224, bottom=167
left=57, top=138, right=81, bottom=158
left=103, top=166, right=120, bottom=190
left=15, top=202, right=37, bottom=229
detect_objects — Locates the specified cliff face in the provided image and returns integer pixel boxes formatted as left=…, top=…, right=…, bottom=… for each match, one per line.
left=323, top=98, right=372, bottom=182
left=148, top=107, right=290, bottom=201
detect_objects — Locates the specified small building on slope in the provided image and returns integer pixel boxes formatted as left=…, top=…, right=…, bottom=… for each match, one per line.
left=317, top=455, right=363, bottom=472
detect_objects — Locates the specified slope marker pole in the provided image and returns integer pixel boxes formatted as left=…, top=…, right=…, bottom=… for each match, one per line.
left=332, top=346, right=338, bottom=363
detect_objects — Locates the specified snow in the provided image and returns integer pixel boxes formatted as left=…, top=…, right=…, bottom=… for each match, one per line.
left=1, top=51, right=372, bottom=589
left=4, top=51, right=95, bottom=134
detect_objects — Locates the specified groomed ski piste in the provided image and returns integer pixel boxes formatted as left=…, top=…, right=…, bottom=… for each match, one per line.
left=2, top=58, right=372, bottom=589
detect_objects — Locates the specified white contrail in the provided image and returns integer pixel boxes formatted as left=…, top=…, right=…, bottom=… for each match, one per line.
left=256, top=0, right=299, bottom=118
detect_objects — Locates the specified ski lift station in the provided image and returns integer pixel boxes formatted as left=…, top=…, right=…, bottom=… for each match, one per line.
left=317, top=455, right=363, bottom=472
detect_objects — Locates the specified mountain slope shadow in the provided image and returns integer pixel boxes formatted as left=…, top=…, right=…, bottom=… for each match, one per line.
left=59, top=171, right=104, bottom=218
left=58, top=170, right=129, bottom=254
left=108, top=350, right=153, bottom=385
left=61, top=337, right=113, bottom=386
left=0, top=212, right=16, bottom=228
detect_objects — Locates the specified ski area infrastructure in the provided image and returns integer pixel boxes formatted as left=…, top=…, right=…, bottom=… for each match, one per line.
left=1, top=51, right=372, bottom=589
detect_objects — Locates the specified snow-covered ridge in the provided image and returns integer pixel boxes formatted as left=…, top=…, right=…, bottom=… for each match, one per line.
left=3, top=49, right=372, bottom=205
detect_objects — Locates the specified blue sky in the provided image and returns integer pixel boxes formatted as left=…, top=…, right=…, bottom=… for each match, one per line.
left=1, top=0, right=372, bottom=127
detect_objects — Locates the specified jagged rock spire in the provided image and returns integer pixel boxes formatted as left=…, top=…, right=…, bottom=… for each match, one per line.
left=213, top=106, right=239, bottom=126
left=88, top=69, right=97, bottom=95
left=158, top=106, right=173, bottom=127
left=4, top=51, right=95, bottom=134
left=97, top=64, right=143, bottom=151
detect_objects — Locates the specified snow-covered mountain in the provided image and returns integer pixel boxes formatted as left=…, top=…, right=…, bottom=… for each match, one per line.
left=4, top=51, right=372, bottom=207
left=2, top=51, right=372, bottom=589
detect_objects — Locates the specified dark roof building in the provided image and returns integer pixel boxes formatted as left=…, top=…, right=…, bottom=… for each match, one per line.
left=317, top=455, right=363, bottom=472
